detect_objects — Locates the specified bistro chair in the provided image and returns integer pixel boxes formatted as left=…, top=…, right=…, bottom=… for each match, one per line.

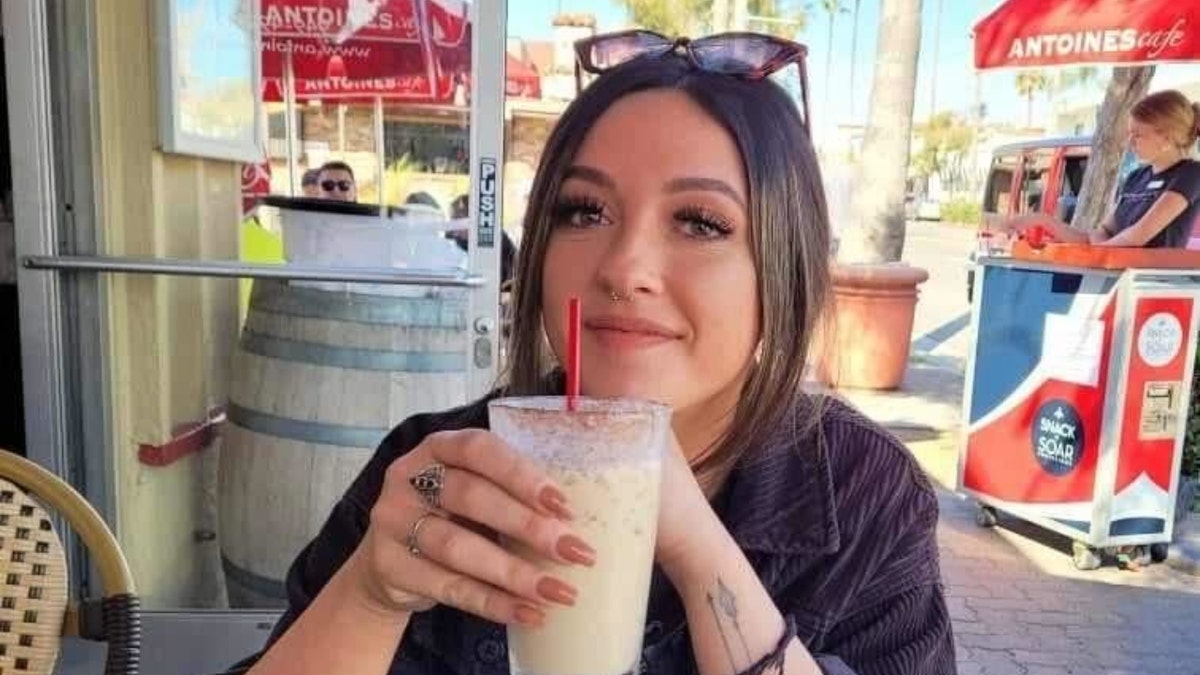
left=0, top=449, right=139, bottom=674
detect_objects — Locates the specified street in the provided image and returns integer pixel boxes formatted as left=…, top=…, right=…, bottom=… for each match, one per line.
left=903, top=218, right=976, bottom=365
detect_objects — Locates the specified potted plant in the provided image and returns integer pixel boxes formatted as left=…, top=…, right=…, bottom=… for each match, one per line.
left=814, top=263, right=929, bottom=390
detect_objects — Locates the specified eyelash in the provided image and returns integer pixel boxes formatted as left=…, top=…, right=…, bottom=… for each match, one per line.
left=553, top=195, right=608, bottom=229
left=552, top=196, right=734, bottom=239
left=676, top=205, right=734, bottom=239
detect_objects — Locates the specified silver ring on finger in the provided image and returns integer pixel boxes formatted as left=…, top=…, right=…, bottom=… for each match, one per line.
left=409, top=462, right=446, bottom=510
left=406, top=511, right=438, bottom=558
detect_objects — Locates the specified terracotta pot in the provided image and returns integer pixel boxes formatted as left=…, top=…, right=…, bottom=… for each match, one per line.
left=814, top=262, right=930, bottom=391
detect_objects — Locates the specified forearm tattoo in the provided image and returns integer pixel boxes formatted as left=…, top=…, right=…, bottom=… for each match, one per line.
left=705, top=577, right=753, bottom=671
left=704, top=576, right=793, bottom=675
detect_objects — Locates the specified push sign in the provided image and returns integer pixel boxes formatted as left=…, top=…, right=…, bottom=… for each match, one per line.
left=1031, top=399, right=1085, bottom=476
left=475, top=157, right=497, bottom=249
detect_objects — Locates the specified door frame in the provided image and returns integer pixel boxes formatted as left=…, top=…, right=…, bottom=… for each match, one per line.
left=3, top=0, right=71, bottom=480
left=8, top=0, right=510, bottom=671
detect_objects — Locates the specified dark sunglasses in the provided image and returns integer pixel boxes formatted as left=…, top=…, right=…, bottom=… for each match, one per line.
left=574, top=30, right=811, bottom=134
left=321, top=179, right=353, bottom=192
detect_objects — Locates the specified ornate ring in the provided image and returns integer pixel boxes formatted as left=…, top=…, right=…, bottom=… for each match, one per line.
left=409, top=463, right=446, bottom=510
left=406, top=512, right=437, bottom=558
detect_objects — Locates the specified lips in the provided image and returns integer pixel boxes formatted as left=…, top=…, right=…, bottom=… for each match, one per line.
left=584, top=315, right=683, bottom=348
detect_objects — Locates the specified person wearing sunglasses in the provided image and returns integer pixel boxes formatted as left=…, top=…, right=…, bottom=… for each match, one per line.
left=300, top=168, right=322, bottom=198
left=317, top=160, right=358, bottom=202
left=222, top=30, right=953, bottom=675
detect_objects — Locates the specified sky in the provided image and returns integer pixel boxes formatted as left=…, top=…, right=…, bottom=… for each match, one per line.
left=508, top=0, right=1200, bottom=130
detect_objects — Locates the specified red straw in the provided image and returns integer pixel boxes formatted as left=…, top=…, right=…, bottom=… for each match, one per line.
left=566, top=297, right=582, bottom=411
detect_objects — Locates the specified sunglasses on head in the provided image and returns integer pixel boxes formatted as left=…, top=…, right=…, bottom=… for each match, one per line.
left=321, top=180, right=353, bottom=192
left=574, top=30, right=811, bottom=134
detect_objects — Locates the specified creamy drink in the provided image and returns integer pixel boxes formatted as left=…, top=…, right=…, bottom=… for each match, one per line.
left=488, top=397, right=670, bottom=675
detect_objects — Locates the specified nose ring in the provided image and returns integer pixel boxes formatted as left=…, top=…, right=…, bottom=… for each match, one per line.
left=609, top=290, right=628, bottom=302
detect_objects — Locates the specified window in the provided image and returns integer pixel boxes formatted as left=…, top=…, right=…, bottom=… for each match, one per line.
left=1059, top=156, right=1088, bottom=224
left=383, top=119, right=469, bottom=176
left=1017, top=151, right=1055, bottom=215
left=983, top=154, right=1018, bottom=215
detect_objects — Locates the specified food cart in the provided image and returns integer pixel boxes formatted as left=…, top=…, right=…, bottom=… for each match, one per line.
left=960, top=242, right=1200, bottom=569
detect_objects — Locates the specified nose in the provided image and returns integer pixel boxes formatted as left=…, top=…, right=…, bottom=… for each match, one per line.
left=593, top=211, right=666, bottom=299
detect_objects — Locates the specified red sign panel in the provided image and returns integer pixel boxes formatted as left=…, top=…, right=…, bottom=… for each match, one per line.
left=974, top=0, right=1200, bottom=69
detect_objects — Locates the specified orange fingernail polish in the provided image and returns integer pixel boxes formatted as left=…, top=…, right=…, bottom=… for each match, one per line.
left=515, top=605, right=545, bottom=627
left=537, top=577, right=578, bottom=606
left=556, top=534, right=596, bottom=566
left=539, top=486, right=573, bottom=520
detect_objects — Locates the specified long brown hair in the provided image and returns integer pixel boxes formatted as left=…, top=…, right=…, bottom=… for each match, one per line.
left=1132, top=90, right=1200, bottom=152
left=502, top=55, right=831, bottom=479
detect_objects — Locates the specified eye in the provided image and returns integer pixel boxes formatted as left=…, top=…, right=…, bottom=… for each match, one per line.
left=675, top=206, right=734, bottom=240
left=553, top=195, right=610, bottom=229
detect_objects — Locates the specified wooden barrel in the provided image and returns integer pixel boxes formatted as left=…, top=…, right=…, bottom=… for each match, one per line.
left=219, top=279, right=468, bottom=608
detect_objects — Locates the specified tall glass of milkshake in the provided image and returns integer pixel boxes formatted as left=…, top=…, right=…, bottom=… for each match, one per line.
left=488, top=396, right=670, bottom=675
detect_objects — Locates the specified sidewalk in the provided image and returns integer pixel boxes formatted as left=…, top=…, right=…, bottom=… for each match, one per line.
left=821, top=353, right=1200, bottom=675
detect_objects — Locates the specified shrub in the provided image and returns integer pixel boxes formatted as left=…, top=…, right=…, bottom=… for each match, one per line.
left=1185, top=345, right=1200, bottom=479
left=941, top=198, right=982, bottom=225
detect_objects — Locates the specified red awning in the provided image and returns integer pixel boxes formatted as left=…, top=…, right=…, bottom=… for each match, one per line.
left=973, top=0, right=1200, bottom=70
left=261, top=0, right=539, bottom=103
left=505, top=54, right=542, bottom=99
left=263, top=53, right=541, bottom=103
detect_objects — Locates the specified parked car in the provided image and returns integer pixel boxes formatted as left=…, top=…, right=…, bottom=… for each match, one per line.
left=905, top=176, right=943, bottom=221
left=968, top=136, right=1199, bottom=301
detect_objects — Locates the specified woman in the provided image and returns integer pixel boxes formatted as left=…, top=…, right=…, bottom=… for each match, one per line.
left=1007, top=89, right=1200, bottom=248
left=225, top=31, right=954, bottom=675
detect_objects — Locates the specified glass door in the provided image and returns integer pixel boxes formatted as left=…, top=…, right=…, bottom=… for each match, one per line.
left=8, top=1, right=508, bottom=672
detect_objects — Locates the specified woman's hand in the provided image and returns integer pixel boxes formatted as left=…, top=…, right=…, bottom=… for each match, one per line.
left=999, top=213, right=1051, bottom=235
left=999, top=214, right=1097, bottom=245
left=653, top=434, right=727, bottom=580
left=345, top=429, right=597, bottom=628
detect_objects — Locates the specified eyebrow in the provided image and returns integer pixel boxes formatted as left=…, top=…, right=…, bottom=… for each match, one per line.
left=564, top=165, right=615, bottom=189
left=665, top=176, right=746, bottom=210
left=564, top=165, right=747, bottom=210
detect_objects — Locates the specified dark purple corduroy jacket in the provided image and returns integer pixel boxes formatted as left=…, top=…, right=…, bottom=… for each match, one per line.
left=221, top=393, right=956, bottom=675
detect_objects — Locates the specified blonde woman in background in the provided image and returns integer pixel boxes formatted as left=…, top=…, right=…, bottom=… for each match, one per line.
left=1008, top=89, right=1200, bottom=248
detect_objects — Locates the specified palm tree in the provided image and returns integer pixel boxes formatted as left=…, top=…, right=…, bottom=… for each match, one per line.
left=1058, top=66, right=1100, bottom=92
left=818, top=0, right=850, bottom=124
left=619, top=0, right=806, bottom=36
left=1015, top=70, right=1051, bottom=128
left=1044, top=66, right=1101, bottom=121
left=928, top=0, right=943, bottom=118
left=740, top=0, right=808, bottom=35
left=840, top=0, right=923, bottom=263
left=617, top=0, right=712, bottom=34
left=847, top=0, right=862, bottom=119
